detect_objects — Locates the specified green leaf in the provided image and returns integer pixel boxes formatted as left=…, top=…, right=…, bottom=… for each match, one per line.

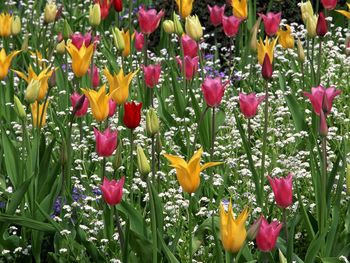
left=0, top=214, right=55, bottom=232
left=157, top=230, right=180, bottom=263
left=304, top=231, right=327, bottom=263
left=1, top=128, right=19, bottom=187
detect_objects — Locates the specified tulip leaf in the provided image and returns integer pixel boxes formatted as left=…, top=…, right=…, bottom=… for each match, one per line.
left=1, top=128, right=19, bottom=187
left=157, top=230, right=180, bottom=263
left=304, top=231, right=327, bottom=263
left=0, top=214, right=55, bottom=232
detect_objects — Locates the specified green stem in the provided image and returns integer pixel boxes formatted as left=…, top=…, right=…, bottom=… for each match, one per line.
left=151, top=135, right=156, bottom=183
left=320, top=136, right=327, bottom=238
left=147, top=178, right=158, bottom=263
left=130, top=129, right=134, bottom=179
left=188, top=194, right=193, bottom=263
left=282, top=208, right=289, bottom=243
left=191, top=106, right=209, bottom=155
left=317, top=37, right=323, bottom=86
left=210, top=107, right=216, bottom=159
left=115, top=209, right=125, bottom=252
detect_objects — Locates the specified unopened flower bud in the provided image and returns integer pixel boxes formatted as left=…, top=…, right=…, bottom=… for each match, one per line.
left=13, top=95, right=26, bottom=120
left=63, top=20, right=72, bottom=39
left=137, top=145, right=151, bottom=178
left=113, top=143, right=123, bottom=170
left=11, top=16, right=21, bottom=35
left=163, top=20, right=175, bottom=34
left=262, top=54, right=273, bottom=80
left=25, top=79, right=40, bottom=103
left=56, top=40, right=66, bottom=54
left=89, top=4, right=101, bottom=27
left=44, top=2, right=58, bottom=24
left=247, top=215, right=263, bottom=240
left=146, top=107, right=160, bottom=136
left=250, top=17, right=261, bottom=53
left=112, top=27, right=125, bottom=52
left=297, top=38, right=305, bottom=63
left=173, top=12, right=184, bottom=35
left=21, top=34, right=29, bottom=52
left=185, top=15, right=203, bottom=41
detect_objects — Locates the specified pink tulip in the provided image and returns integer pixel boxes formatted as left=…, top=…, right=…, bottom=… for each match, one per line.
left=71, top=32, right=92, bottom=50
left=258, top=12, right=281, bottom=36
left=138, top=6, right=164, bottom=35
left=321, top=0, right=337, bottom=10
left=135, top=31, right=145, bottom=52
left=201, top=77, right=227, bottom=107
left=100, top=176, right=124, bottom=206
left=88, top=65, right=100, bottom=88
left=176, top=56, right=199, bottom=80
left=182, top=35, right=198, bottom=58
left=93, top=127, right=118, bottom=157
left=268, top=173, right=293, bottom=209
left=256, top=216, right=283, bottom=252
left=262, top=54, right=273, bottom=80
left=208, top=4, right=225, bottom=27
left=239, top=92, right=265, bottom=118
left=303, top=85, right=341, bottom=115
left=222, top=15, right=242, bottom=37
left=70, top=92, right=89, bottom=117
left=316, top=12, right=328, bottom=37
left=319, top=109, right=328, bottom=136
left=142, top=64, right=161, bottom=88
left=95, top=0, right=113, bottom=20
left=108, top=99, right=117, bottom=117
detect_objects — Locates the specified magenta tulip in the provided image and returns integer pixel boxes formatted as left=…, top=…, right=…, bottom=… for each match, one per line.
left=258, top=12, right=281, bottom=36
left=88, top=65, right=100, bottom=88
left=239, top=92, right=265, bottom=118
left=100, top=176, right=124, bottom=206
left=268, top=173, right=293, bottom=209
left=321, top=0, right=337, bottom=10
left=71, top=32, right=92, bottom=50
left=222, top=15, right=242, bottom=37
left=201, top=77, right=227, bottom=107
left=108, top=99, right=117, bottom=117
left=142, top=64, right=161, bottom=88
left=138, top=6, right=164, bottom=35
left=262, top=54, right=273, bottom=80
left=316, top=12, right=328, bottom=37
left=303, top=85, right=341, bottom=115
left=256, top=216, right=283, bottom=252
left=134, top=31, right=145, bottom=52
left=182, top=34, right=198, bottom=58
left=176, top=56, right=199, bottom=80
left=208, top=4, right=225, bottom=27
left=70, top=92, right=89, bottom=117
left=93, top=127, right=118, bottom=157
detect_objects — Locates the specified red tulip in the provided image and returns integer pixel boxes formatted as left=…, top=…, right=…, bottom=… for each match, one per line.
left=222, top=15, right=242, bottom=37
left=134, top=31, right=145, bottom=52
left=303, top=85, right=341, bottom=115
left=123, top=101, right=142, bottom=129
left=88, top=65, right=100, bottom=88
left=176, top=56, right=199, bottom=80
left=70, top=92, right=89, bottom=117
left=319, top=109, right=328, bottom=136
left=316, top=12, right=328, bottom=37
left=258, top=12, right=281, bottom=36
left=94, top=127, right=118, bottom=157
left=268, top=173, right=293, bottom=209
left=201, top=77, right=227, bottom=107
left=100, top=176, right=124, bottom=206
left=239, top=92, right=265, bottom=118
left=256, top=216, right=283, bottom=252
left=108, top=99, right=117, bottom=117
left=321, top=0, right=337, bottom=10
left=208, top=4, right=225, bottom=27
left=182, top=34, right=198, bottom=58
left=71, top=32, right=92, bottom=50
left=142, top=64, right=161, bottom=88
left=95, top=0, right=113, bottom=20
left=262, top=54, right=273, bottom=80
left=138, top=6, right=164, bottom=35
left=113, top=0, right=123, bottom=12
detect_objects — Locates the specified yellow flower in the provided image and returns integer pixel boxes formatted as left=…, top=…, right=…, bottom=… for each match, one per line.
left=163, top=148, right=222, bottom=193
left=185, top=15, right=203, bottom=41
left=31, top=100, right=49, bottom=128
left=81, top=85, right=109, bottom=122
left=0, top=13, right=13, bottom=37
left=121, top=30, right=134, bottom=57
left=66, top=42, right=94, bottom=77
left=175, top=0, right=194, bottom=19
left=232, top=0, right=248, bottom=20
left=336, top=3, right=350, bottom=19
left=104, top=67, right=139, bottom=105
left=257, top=37, right=278, bottom=65
left=300, top=1, right=314, bottom=24
left=306, top=14, right=318, bottom=38
left=0, top=49, right=20, bottom=80
left=220, top=200, right=249, bottom=253
left=13, top=65, right=54, bottom=101
left=277, top=25, right=294, bottom=49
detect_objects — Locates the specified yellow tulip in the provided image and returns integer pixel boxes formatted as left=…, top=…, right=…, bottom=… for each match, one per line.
left=104, top=67, right=138, bottom=105
left=232, top=0, right=248, bottom=20
left=163, top=148, right=222, bottom=193
left=297, top=38, right=305, bottom=62
left=0, top=13, right=13, bottom=37
left=175, top=0, right=194, bottom=19
left=220, top=200, right=249, bottom=253
left=306, top=14, right=318, bottom=38
left=81, top=85, right=109, bottom=122
left=257, top=37, right=277, bottom=65
left=44, top=2, right=57, bottom=23
left=66, top=42, right=94, bottom=77
left=185, top=15, right=203, bottom=41
left=336, top=3, right=350, bottom=19
left=11, top=16, right=21, bottom=35
left=31, top=100, right=49, bottom=128
left=277, top=25, right=294, bottom=49
left=0, top=49, right=20, bottom=80
left=13, top=65, right=54, bottom=101
left=121, top=30, right=134, bottom=57
left=300, top=1, right=314, bottom=24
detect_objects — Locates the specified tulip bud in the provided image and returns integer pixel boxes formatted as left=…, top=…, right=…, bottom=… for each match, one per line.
left=173, top=12, right=184, bottom=35
left=262, top=54, right=273, bottom=80
left=279, top=250, right=287, bottom=263
left=49, top=71, right=56, bottom=88
left=250, top=18, right=261, bottom=53
left=11, top=16, right=21, bottom=35
left=137, top=145, right=151, bottom=178
left=113, top=143, right=123, bottom=170
left=146, top=107, right=160, bottom=136
left=21, top=34, right=29, bottom=52
left=185, top=15, right=203, bottom=41
left=247, top=215, right=263, bottom=240
left=89, top=4, right=101, bottom=27
left=316, top=12, right=327, bottom=37
left=63, top=20, right=73, bottom=40
left=72, top=94, right=86, bottom=116
left=25, top=79, right=40, bottom=103
left=163, top=20, right=175, bottom=34
left=13, top=96, right=26, bottom=120
left=112, top=27, right=125, bottom=52
left=297, top=38, right=305, bottom=63
left=44, top=2, right=58, bottom=24
left=345, top=37, right=350, bottom=56
left=346, top=164, right=350, bottom=195
left=319, top=110, right=328, bottom=137
left=56, top=40, right=66, bottom=54
left=306, top=15, right=318, bottom=38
